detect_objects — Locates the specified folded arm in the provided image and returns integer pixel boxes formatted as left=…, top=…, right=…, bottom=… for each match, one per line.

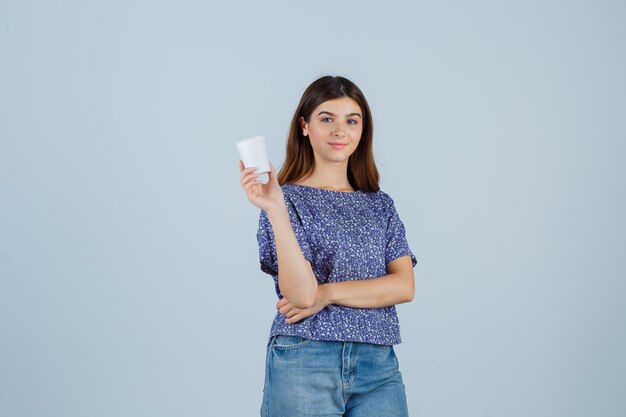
left=322, top=255, right=415, bottom=308
left=277, top=255, right=415, bottom=323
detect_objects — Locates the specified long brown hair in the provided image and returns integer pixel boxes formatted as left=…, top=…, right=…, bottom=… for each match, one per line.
left=277, top=75, right=380, bottom=192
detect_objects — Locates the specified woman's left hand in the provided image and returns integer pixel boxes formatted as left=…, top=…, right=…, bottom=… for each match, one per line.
left=276, top=284, right=331, bottom=324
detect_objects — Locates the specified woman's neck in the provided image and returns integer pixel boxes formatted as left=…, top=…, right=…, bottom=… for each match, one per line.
left=297, top=159, right=353, bottom=191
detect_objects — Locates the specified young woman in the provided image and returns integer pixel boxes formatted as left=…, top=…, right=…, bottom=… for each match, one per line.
left=238, top=75, right=418, bottom=417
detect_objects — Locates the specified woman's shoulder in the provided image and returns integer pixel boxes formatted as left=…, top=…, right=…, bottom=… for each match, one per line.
left=375, top=188, right=394, bottom=204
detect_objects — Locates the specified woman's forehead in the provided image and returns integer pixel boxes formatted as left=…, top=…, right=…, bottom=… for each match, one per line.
left=313, top=96, right=362, bottom=114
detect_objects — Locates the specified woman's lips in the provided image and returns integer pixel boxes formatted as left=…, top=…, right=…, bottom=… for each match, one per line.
left=329, top=143, right=347, bottom=150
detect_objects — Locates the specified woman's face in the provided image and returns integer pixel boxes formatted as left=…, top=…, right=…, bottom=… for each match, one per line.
left=299, top=96, right=363, bottom=163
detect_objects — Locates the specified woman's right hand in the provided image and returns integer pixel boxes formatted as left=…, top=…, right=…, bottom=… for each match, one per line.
left=239, top=160, right=286, bottom=213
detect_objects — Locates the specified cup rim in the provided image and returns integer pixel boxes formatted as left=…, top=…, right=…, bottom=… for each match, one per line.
left=236, top=135, right=265, bottom=145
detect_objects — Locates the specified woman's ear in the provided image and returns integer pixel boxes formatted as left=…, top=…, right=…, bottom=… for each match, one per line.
left=299, top=116, right=308, bottom=137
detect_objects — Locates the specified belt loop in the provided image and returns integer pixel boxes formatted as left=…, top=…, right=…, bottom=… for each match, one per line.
left=267, top=335, right=277, bottom=349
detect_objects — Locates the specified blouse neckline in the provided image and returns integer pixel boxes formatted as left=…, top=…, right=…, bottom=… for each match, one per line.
left=284, top=183, right=362, bottom=194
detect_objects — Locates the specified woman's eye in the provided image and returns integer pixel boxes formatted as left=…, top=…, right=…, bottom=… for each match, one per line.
left=322, top=117, right=332, bottom=122
left=348, top=119, right=357, bottom=125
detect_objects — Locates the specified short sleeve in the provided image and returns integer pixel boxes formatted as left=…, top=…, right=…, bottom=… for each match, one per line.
left=256, top=199, right=313, bottom=278
left=382, top=192, right=418, bottom=268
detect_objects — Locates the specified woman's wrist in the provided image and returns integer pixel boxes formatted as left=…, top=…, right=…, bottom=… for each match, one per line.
left=265, top=202, right=288, bottom=219
left=318, top=283, right=333, bottom=306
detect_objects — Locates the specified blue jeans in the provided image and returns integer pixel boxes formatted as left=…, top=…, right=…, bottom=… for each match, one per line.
left=260, top=335, right=409, bottom=417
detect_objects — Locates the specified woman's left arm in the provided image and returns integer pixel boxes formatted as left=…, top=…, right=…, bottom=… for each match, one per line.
left=323, top=255, right=415, bottom=308
left=277, top=255, right=414, bottom=324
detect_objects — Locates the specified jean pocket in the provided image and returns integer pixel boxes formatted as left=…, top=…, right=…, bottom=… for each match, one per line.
left=272, top=335, right=312, bottom=351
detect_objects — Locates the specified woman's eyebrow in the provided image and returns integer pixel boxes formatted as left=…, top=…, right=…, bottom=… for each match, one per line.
left=317, top=111, right=362, bottom=118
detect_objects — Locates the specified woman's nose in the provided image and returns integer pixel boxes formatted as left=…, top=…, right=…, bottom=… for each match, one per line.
left=333, top=125, right=346, bottom=137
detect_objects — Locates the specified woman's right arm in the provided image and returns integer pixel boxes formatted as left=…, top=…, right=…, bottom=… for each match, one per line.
left=265, top=205, right=317, bottom=309
left=239, top=160, right=317, bottom=308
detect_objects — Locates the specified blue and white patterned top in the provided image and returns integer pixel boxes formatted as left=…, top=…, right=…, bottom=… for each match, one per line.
left=257, top=183, right=418, bottom=346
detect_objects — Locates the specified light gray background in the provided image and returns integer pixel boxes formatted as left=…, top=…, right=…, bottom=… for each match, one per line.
left=1, top=1, right=624, bottom=416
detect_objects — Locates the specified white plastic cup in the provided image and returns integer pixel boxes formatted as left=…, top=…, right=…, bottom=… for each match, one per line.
left=236, top=135, right=270, bottom=175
